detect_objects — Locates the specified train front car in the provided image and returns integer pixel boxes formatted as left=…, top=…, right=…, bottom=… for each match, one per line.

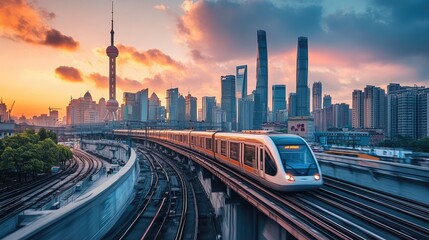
left=268, top=134, right=323, bottom=191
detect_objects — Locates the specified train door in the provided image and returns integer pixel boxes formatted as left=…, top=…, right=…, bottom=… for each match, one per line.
left=258, top=146, right=265, bottom=178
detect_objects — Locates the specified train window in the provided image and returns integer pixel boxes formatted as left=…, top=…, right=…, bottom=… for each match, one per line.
left=229, top=142, right=240, bottom=161
left=265, top=151, right=277, bottom=176
left=206, top=138, right=212, bottom=150
left=191, top=136, right=196, bottom=145
left=277, top=145, right=317, bottom=176
left=243, top=144, right=256, bottom=167
left=220, top=141, right=227, bottom=156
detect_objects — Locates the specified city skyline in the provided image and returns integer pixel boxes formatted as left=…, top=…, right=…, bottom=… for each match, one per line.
left=1, top=0, right=428, bottom=118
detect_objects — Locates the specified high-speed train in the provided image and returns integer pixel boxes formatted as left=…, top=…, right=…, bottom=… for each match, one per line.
left=115, top=129, right=323, bottom=191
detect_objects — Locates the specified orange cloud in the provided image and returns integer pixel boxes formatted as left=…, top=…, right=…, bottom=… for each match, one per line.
left=55, top=66, right=83, bottom=82
left=0, top=0, right=78, bottom=50
left=87, top=73, right=144, bottom=92
left=116, top=45, right=186, bottom=71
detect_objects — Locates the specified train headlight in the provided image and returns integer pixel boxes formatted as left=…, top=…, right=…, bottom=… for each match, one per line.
left=313, top=173, right=321, bottom=181
left=285, top=174, right=295, bottom=182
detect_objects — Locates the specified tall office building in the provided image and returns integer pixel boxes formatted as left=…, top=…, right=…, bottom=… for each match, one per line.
left=312, top=81, right=322, bottom=112
left=334, top=103, right=350, bottom=128
left=166, top=88, right=179, bottom=122
left=202, top=96, right=216, bottom=123
left=136, top=89, right=149, bottom=121
left=123, top=92, right=136, bottom=121
left=148, top=92, right=161, bottom=121
left=295, top=37, right=310, bottom=116
left=236, top=65, right=247, bottom=129
left=272, top=85, right=286, bottom=122
left=178, top=95, right=186, bottom=123
left=236, top=65, right=248, bottom=100
left=185, top=93, right=197, bottom=122
left=352, top=90, right=364, bottom=128
left=105, top=4, right=119, bottom=121
left=288, top=93, right=297, bottom=117
left=254, top=30, right=268, bottom=129
left=323, top=94, right=332, bottom=108
left=387, top=85, right=429, bottom=139
left=221, top=75, right=237, bottom=131
left=238, top=94, right=254, bottom=131
left=363, top=85, right=386, bottom=130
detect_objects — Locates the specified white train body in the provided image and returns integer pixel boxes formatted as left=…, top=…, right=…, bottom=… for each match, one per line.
left=115, top=129, right=323, bottom=191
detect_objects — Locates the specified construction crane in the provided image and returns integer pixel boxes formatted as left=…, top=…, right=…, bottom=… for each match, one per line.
left=49, top=107, right=62, bottom=112
left=8, top=100, right=15, bottom=122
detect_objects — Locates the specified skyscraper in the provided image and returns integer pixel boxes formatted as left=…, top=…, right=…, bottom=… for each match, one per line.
left=352, top=90, right=364, bottom=128
left=185, top=93, right=197, bottom=122
left=295, top=37, right=310, bottom=117
left=312, top=81, right=322, bottom=112
left=166, top=88, right=178, bottom=123
left=123, top=92, right=136, bottom=121
left=202, top=96, right=216, bottom=123
left=238, top=94, right=254, bottom=131
left=387, top=85, right=428, bottom=139
left=323, top=94, right=332, bottom=108
left=221, top=75, right=236, bottom=131
left=363, top=85, right=386, bottom=130
left=254, top=30, right=268, bottom=129
left=148, top=92, right=161, bottom=121
left=288, top=93, right=297, bottom=117
left=136, top=88, right=149, bottom=121
left=178, top=95, right=186, bottom=123
left=105, top=4, right=119, bottom=121
left=272, top=85, right=286, bottom=122
left=236, top=65, right=247, bottom=129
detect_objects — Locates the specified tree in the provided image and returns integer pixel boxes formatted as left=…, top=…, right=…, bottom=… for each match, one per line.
left=38, top=128, right=48, bottom=141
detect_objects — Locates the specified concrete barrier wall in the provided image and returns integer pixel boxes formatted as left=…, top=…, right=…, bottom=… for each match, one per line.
left=316, top=153, right=429, bottom=204
left=4, top=140, right=138, bottom=240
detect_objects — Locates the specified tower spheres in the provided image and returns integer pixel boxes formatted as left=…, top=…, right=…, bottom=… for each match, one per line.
left=105, top=4, right=119, bottom=121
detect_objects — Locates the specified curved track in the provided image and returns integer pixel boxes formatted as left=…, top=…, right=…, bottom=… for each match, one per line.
left=0, top=148, right=103, bottom=223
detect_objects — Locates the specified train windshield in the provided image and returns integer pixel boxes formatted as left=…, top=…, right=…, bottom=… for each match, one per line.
left=276, top=145, right=317, bottom=175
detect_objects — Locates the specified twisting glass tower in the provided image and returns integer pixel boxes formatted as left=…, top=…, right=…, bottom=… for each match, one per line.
left=254, top=30, right=268, bottom=129
left=105, top=3, right=119, bottom=121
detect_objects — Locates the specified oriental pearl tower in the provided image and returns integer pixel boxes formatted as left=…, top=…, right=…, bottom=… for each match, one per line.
left=105, top=3, right=119, bottom=121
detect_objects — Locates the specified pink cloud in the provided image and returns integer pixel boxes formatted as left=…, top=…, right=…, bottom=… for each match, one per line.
left=0, top=0, right=79, bottom=50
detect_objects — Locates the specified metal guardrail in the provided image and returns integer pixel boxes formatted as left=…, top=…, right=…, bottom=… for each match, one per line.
left=315, top=153, right=429, bottom=182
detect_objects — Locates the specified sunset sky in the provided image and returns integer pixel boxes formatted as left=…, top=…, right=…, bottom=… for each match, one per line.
left=1, top=0, right=428, bottom=119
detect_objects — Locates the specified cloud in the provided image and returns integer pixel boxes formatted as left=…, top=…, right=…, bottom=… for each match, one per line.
left=177, top=0, right=323, bottom=61
left=117, top=45, right=186, bottom=71
left=55, top=66, right=83, bottom=82
left=154, top=4, right=167, bottom=11
left=0, top=0, right=79, bottom=50
left=165, top=0, right=429, bottom=110
left=87, top=73, right=144, bottom=92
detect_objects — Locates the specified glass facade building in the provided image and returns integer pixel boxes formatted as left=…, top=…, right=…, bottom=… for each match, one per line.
left=296, top=37, right=310, bottom=117
left=254, top=30, right=268, bottom=129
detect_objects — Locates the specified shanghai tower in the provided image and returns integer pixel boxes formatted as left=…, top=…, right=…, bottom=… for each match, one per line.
left=254, top=30, right=268, bottom=129
left=295, top=36, right=310, bottom=116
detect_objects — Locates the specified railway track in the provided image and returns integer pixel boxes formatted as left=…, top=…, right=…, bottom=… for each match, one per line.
left=116, top=149, right=167, bottom=240
left=0, top=148, right=103, bottom=223
left=149, top=139, right=429, bottom=239
left=113, top=147, right=198, bottom=240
